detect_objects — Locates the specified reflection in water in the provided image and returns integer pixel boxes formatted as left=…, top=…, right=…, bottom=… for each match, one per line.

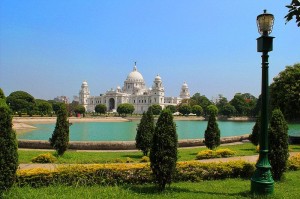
left=17, top=121, right=300, bottom=142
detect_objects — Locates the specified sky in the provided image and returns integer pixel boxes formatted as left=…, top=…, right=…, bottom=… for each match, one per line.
left=0, top=0, right=299, bottom=102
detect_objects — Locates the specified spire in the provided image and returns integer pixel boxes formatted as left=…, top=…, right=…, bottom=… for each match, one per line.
left=133, top=61, right=137, bottom=71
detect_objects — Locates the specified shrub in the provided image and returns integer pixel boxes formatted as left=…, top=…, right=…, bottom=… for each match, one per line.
left=288, top=153, right=300, bottom=171
left=196, top=150, right=214, bottom=159
left=268, top=109, right=289, bottom=181
left=140, top=156, right=150, bottom=163
left=49, top=103, right=69, bottom=156
left=249, top=116, right=260, bottom=146
left=16, top=160, right=257, bottom=188
left=135, top=109, right=155, bottom=156
left=196, top=149, right=236, bottom=160
left=0, top=99, right=18, bottom=193
left=31, top=153, right=57, bottom=163
left=204, top=106, right=220, bottom=150
left=216, top=149, right=236, bottom=157
left=150, top=109, right=178, bottom=191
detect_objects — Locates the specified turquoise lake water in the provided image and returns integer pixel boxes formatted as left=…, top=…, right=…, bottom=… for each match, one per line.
left=17, top=121, right=300, bottom=141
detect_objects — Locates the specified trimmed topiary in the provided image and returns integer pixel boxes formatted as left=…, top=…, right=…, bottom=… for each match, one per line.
left=268, top=109, right=289, bottom=181
left=49, top=103, right=69, bottom=156
left=135, top=109, right=155, bottom=156
left=0, top=98, right=18, bottom=193
left=204, top=105, right=220, bottom=149
left=150, top=109, right=178, bottom=191
left=249, top=116, right=260, bottom=146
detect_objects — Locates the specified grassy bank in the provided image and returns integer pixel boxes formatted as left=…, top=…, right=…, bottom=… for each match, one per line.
left=4, top=170, right=300, bottom=199
left=18, top=143, right=300, bottom=164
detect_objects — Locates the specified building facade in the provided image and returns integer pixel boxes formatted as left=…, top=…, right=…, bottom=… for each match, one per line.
left=79, top=64, right=190, bottom=114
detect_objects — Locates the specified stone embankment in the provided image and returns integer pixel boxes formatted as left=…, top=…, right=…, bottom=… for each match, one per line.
left=18, top=134, right=249, bottom=150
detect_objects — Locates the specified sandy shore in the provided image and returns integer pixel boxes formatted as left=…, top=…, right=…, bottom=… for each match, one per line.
left=12, top=117, right=130, bottom=132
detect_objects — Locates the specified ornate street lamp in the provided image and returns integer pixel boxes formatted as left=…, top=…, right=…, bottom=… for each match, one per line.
left=251, top=10, right=275, bottom=195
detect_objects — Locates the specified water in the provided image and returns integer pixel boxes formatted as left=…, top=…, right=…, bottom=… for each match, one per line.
left=17, top=121, right=300, bottom=141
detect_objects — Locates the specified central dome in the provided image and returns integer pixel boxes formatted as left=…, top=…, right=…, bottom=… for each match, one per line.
left=126, top=66, right=144, bottom=82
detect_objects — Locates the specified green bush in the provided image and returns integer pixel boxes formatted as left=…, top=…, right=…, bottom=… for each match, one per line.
left=196, top=149, right=236, bottom=160
left=0, top=98, right=18, bottom=193
left=31, top=153, right=57, bottom=163
left=204, top=105, right=220, bottom=150
left=268, top=109, right=289, bottom=181
left=150, top=109, right=178, bottom=191
left=135, top=109, right=155, bottom=156
left=49, top=103, right=69, bottom=156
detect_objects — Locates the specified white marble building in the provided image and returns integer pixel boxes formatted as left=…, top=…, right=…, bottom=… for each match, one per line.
left=79, top=63, right=190, bottom=114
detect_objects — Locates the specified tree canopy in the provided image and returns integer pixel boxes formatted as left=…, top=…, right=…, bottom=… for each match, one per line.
left=148, top=104, right=162, bottom=115
left=270, top=63, right=300, bottom=120
left=6, top=91, right=35, bottom=115
left=95, top=104, right=107, bottom=115
left=178, top=104, right=192, bottom=116
left=135, top=109, right=155, bottom=156
left=192, top=105, right=203, bottom=116
left=0, top=88, right=5, bottom=100
left=36, top=99, right=52, bottom=116
left=74, top=105, right=85, bottom=116
left=285, top=0, right=300, bottom=27
left=190, top=93, right=212, bottom=116
left=117, top=103, right=134, bottom=116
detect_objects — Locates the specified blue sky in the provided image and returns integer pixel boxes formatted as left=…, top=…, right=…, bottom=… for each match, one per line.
left=0, top=0, right=299, bottom=102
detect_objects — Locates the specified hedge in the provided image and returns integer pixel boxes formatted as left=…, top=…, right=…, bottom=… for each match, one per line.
left=16, top=155, right=300, bottom=188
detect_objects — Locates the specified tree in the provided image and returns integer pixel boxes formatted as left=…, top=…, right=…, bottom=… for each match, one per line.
left=191, top=93, right=212, bottom=116
left=6, top=91, right=35, bottom=116
left=270, top=63, right=300, bottom=120
left=191, top=105, right=203, bottom=116
left=117, top=103, right=134, bottom=116
left=0, top=99, right=18, bottom=193
left=67, top=100, right=79, bottom=117
left=150, top=109, right=177, bottom=191
left=268, top=109, right=289, bottom=181
left=229, top=93, right=257, bottom=116
left=95, top=104, right=107, bottom=115
left=178, top=104, right=192, bottom=116
left=249, top=116, right=260, bottom=146
left=135, top=109, right=155, bottom=156
left=0, top=88, right=5, bottom=99
left=285, top=0, right=300, bottom=27
left=204, top=105, right=220, bottom=149
left=74, top=105, right=85, bottom=117
left=219, top=103, right=236, bottom=117
left=165, top=105, right=176, bottom=113
left=148, top=104, right=162, bottom=115
left=49, top=103, right=69, bottom=156
left=48, top=100, right=63, bottom=115
left=36, top=99, right=52, bottom=116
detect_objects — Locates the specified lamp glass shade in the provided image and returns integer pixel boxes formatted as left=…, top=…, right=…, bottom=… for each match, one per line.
left=257, top=10, right=274, bottom=35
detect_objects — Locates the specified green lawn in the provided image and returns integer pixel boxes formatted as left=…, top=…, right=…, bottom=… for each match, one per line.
left=4, top=170, right=300, bottom=199
left=18, top=143, right=300, bottom=164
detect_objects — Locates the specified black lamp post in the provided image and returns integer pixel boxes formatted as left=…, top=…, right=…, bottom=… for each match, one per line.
left=251, top=10, right=275, bottom=195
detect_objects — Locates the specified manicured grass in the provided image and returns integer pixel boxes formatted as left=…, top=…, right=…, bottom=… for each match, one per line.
left=4, top=170, right=300, bottom=198
left=18, top=143, right=300, bottom=164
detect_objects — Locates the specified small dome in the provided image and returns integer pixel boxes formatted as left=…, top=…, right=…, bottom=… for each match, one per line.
left=82, top=81, right=88, bottom=86
left=182, top=82, right=188, bottom=88
left=116, top=86, right=121, bottom=90
left=126, top=65, right=144, bottom=82
left=155, top=74, right=161, bottom=81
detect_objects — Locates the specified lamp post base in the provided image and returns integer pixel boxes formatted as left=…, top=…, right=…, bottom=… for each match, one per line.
left=251, top=168, right=274, bottom=195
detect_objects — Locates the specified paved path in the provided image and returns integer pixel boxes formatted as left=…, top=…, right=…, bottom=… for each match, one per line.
left=18, top=152, right=299, bottom=171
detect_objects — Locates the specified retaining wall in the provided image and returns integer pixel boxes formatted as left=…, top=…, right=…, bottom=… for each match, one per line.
left=18, top=134, right=249, bottom=150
